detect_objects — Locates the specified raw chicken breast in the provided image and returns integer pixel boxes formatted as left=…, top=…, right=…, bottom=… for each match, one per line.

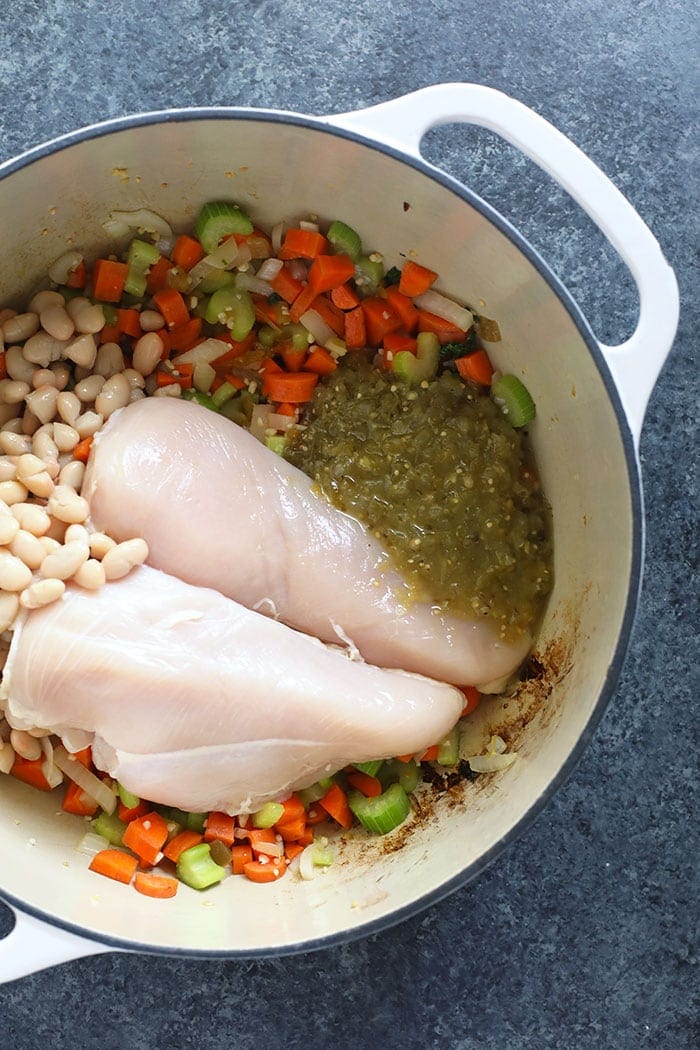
left=84, top=399, right=530, bottom=690
left=3, top=566, right=463, bottom=813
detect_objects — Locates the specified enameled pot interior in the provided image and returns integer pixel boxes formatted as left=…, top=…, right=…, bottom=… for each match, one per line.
left=0, top=114, right=638, bottom=955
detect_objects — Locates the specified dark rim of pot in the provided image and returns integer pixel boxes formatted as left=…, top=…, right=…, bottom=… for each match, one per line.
left=0, top=107, right=644, bottom=964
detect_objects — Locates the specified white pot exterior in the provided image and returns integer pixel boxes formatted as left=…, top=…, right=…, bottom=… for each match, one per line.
left=0, top=88, right=678, bottom=976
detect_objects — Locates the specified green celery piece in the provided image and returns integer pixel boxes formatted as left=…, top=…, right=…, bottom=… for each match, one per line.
left=197, top=270, right=236, bottom=294
left=251, top=801, right=285, bottom=828
left=117, top=781, right=140, bottom=809
left=212, top=381, right=240, bottom=409
left=185, top=811, right=207, bottom=833
left=327, top=220, right=362, bottom=260
left=205, top=286, right=255, bottom=341
left=380, top=758, right=419, bottom=794
left=392, top=331, right=440, bottom=385
left=264, top=434, right=287, bottom=456
left=491, top=374, right=536, bottom=427
left=311, top=844, right=334, bottom=867
left=100, top=303, right=118, bottom=327
left=257, top=324, right=278, bottom=349
left=297, top=783, right=328, bottom=807
left=437, top=725, right=460, bottom=767
left=124, top=238, right=161, bottom=298
left=348, top=783, right=411, bottom=835
left=354, top=254, right=384, bottom=293
left=195, top=201, right=253, bottom=253
left=182, top=389, right=218, bottom=411
left=92, top=810, right=127, bottom=846
left=354, top=760, right=384, bottom=777
left=176, top=843, right=227, bottom=890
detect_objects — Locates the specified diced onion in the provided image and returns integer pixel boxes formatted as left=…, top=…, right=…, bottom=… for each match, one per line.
left=300, top=309, right=334, bottom=347
left=76, top=831, right=110, bottom=857
left=235, top=271, right=274, bottom=297
left=254, top=840, right=284, bottom=858
left=40, top=737, right=64, bottom=789
left=101, top=218, right=130, bottom=238
left=249, top=404, right=274, bottom=441
left=256, top=257, right=284, bottom=282
left=267, top=412, right=296, bottom=432
left=106, top=208, right=173, bottom=242
left=172, top=338, right=228, bottom=368
left=487, top=734, right=508, bottom=755
left=193, top=361, right=216, bottom=394
left=467, top=752, right=518, bottom=773
left=53, top=744, right=117, bottom=814
left=299, top=843, right=318, bottom=881
left=48, top=250, right=84, bottom=285
left=413, top=290, right=474, bottom=332
left=299, top=220, right=320, bottom=233
left=271, top=222, right=285, bottom=254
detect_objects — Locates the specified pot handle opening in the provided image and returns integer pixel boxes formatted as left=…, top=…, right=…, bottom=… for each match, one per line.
left=328, top=84, right=679, bottom=446
left=0, top=904, right=113, bottom=982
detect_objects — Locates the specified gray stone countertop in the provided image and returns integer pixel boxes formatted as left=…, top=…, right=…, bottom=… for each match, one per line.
left=0, top=2, right=696, bottom=1047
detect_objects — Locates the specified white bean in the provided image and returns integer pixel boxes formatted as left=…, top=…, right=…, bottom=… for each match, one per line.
left=10, top=529, right=46, bottom=570
left=58, top=459, right=85, bottom=490
left=2, top=417, right=24, bottom=434
left=20, top=577, right=65, bottom=609
left=122, top=368, right=145, bottom=390
left=23, top=470, right=54, bottom=499
left=65, top=332, right=97, bottom=369
left=40, top=304, right=75, bottom=341
left=0, top=741, right=16, bottom=775
left=40, top=536, right=61, bottom=556
left=50, top=362, right=70, bottom=391
left=25, top=385, right=58, bottom=425
left=11, top=502, right=51, bottom=536
left=65, top=296, right=90, bottom=321
left=75, top=410, right=103, bottom=439
left=23, top=331, right=67, bottom=367
left=47, top=251, right=83, bottom=286
left=16, top=452, right=46, bottom=482
left=28, top=290, right=65, bottom=314
left=89, top=532, right=116, bottom=559
left=70, top=301, right=105, bottom=335
left=94, top=342, right=124, bottom=379
left=21, top=407, right=41, bottom=437
left=0, top=549, right=33, bottom=590
left=0, top=592, right=19, bottom=632
left=40, top=540, right=89, bottom=580
left=5, top=346, right=36, bottom=383
left=0, top=456, right=17, bottom=482
left=129, top=388, right=146, bottom=403
left=2, top=312, right=39, bottom=343
left=0, top=431, right=31, bottom=454
left=64, top=523, right=89, bottom=545
left=132, top=332, right=162, bottom=377
left=0, top=480, right=28, bottom=505
left=57, top=390, right=81, bottom=424
left=95, top=373, right=130, bottom=418
left=73, top=558, right=105, bottom=590
left=0, top=506, right=20, bottom=544
left=2, top=380, right=30, bottom=405
left=32, top=429, right=59, bottom=468
left=74, top=375, right=104, bottom=403
left=47, top=484, right=89, bottom=523
left=10, top=729, right=42, bottom=762
left=139, top=309, right=165, bottom=332
left=52, top=422, right=79, bottom=453
left=102, top=537, right=149, bottom=580
left=153, top=384, right=181, bottom=398
left=32, top=368, right=58, bottom=390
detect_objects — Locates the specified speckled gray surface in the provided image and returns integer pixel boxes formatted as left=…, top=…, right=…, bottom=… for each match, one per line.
left=0, top=1, right=697, bottom=1046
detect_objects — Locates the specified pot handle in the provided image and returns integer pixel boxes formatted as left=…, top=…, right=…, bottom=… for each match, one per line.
left=0, top=904, right=113, bottom=982
left=327, top=84, right=679, bottom=446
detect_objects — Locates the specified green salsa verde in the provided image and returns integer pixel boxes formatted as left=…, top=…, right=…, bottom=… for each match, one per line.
left=286, top=356, right=553, bottom=638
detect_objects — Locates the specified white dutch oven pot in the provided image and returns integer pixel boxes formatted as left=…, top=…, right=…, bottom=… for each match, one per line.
left=0, top=84, right=678, bottom=981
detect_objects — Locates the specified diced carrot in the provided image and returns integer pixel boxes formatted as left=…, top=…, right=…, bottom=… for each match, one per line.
left=167, top=317, right=202, bottom=352
left=319, top=783, right=353, bottom=830
left=156, top=329, right=171, bottom=359
left=455, top=350, right=494, bottom=386
left=163, top=830, right=204, bottom=863
left=72, top=746, right=93, bottom=768
left=10, top=755, right=53, bottom=791
left=420, top=745, right=440, bottom=762
left=264, top=371, right=318, bottom=404
left=297, top=827, right=314, bottom=846
left=398, top=259, right=438, bottom=297
left=65, top=259, right=87, bottom=289
left=116, top=308, right=141, bottom=339
left=385, top=286, right=419, bottom=333
left=171, top=234, right=205, bottom=271
left=344, top=305, right=367, bottom=349
left=274, top=402, right=297, bottom=417
left=89, top=849, right=138, bottom=885
left=247, top=828, right=277, bottom=849
left=252, top=293, right=284, bottom=329
left=153, top=288, right=190, bottom=330
left=146, top=255, right=173, bottom=294
left=461, top=686, right=482, bottom=717
left=0, top=352, right=7, bottom=380
left=221, top=373, right=246, bottom=391
left=156, top=368, right=192, bottom=390
left=309, top=294, right=345, bottom=337
left=260, top=356, right=284, bottom=397
left=61, top=780, right=98, bottom=816
left=289, top=282, right=317, bottom=324
left=284, top=842, right=305, bottom=862
left=305, top=346, right=337, bottom=375
left=417, top=309, right=466, bottom=344
left=275, top=817, right=307, bottom=843
left=92, top=259, right=128, bottom=303
left=279, top=343, right=307, bottom=372
left=210, top=330, right=257, bottom=369
left=270, top=265, right=304, bottom=305
left=99, top=324, right=121, bottom=345
left=72, top=436, right=93, bottom=463
left=305, top=805, right=329, bottom=826
left=308, top=254, right=356, bottom=293
left=361, top=297, right=402, bottom=346
left=330, top=282, right=361, bottom=310
left=276, top=795, right=306, bottom=824
left=122, top=811, right=170, bottom=866
left=117, top=798, right=149, bottom=823
left=134, top=872, right=179, bottom=899
left=347, top=771, right=383, bottom=798
left=383, top=332, right=417, bottom=355
left=232, top=844, right=253, bottom=874
left=395, top=754, right=414, bottom=763
left=204, top=811, right=236, bottom=848
left=243, top=859, right=286, bottom=883
left=278, top=228, right=328, bottom=260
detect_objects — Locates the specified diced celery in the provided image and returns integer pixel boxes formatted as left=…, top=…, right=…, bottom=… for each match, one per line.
left=91, top=810, right=127, bottom=846
left=176, top=843, right=227, bottom=890
left=297, top=782, right=330, bottom=807
left=251, top=801, right=285, bottom=828
left=117, top=781, right=140, bottom=809
left=437, top=725, right=460, bottom=767
left=392, top=331, right=440, bottom=385
left=264, top=434, right=287, bottom=456
left=311, top=844, right=334, bottom=867
left=185, top=811, right=207, bottom=833
left=327, top=220, right=362, bottom=260
left=380, top=758, right=420, bottom=794
left=354, top=254, right=384, bottom=292
left=205, top=287, right=255, bottom=341
left=257, top=324, right=278, bottom=349
left=183, top=389, right=218, bottom=412
left=354, top=760, right=384, bottom=777
left=348, top=783, right=411, bottom=835
left=491, top=374, right=536, bottom=427
left=124, top=238, right=161, bottom=298
left=100, top=303, right=118, bottom=327
left=197, top=270, right=236, bottom=294
left=195, top=201, right=253, bottom=254
left=212, top=381, right=239, bottom=409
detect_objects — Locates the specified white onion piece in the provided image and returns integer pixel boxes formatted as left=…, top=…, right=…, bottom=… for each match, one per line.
left=249, top=404, right=273, bottom=441
left=193, top=361, right=216, bottom=394
left=171, top=338, right=227, bottom=368
left=267, top=412, right=296, bottom=432
left=467, top=752, right=518, bottom=773
left=413, top=291, right=474, bottom=332
left=48, top=250, right=84, bottom=285
left=299, top=220, right=320, bottom=233
left=271, top=222, right=285, bottom=254
left=299, top=843, right=318, bottom=881
left=53, top=744, right=117, bottom=814
left=488, top=734, right=507, bottom=755
left=300, top=309, right=334, bottom=347
left=254, top=840, right=284, bottom=857
left=257, top=257, right=284, bottom=282
left=101, top=218, right=130, bottom=238
left=235, top=272, right=274, bottom=297
left=76, top=831, right=110, bottom=857
left=40, top=736, right=64, bottom=789
left=108, top=208, right=173, bottom=242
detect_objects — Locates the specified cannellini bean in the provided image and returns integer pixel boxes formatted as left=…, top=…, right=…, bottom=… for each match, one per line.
left=101, top=537, right=148, bottom=580
left=0, top=549, right=33, bottom=590
left=75, top=410, right=103, bottom=439
left=40, top=304, right=75, bottom=341
left=0, top=592, right=19, bottom=632
left=5, top=346, right=36, bottom=383
left=40, top=536, right=61, bottom=556
left=32, top=429, right=59, bottom=467
left=89, top=532, right=116, bottom=559
left=153, top=384, right=181, bottom=398
left=16, top=452, right=47, bottom=482
left=21, top=407, right=41, bottom=437
left=2, top=417, right=24, bottom=434
left=25, top=385, right=58, bottom=425
left=57, top=390, right=81, bottom=424
left=50, top=362, right=70, bottom=391
left=73, top=558, right=105, bottom=590
left=69, top=300, right=105, bottom=335
left=64, top=523, right=89, bottom=545
left=0, top=455, right=18, bottom=482
left=20, top=577, right=65, bottom=609
left=2, top=312, right=39, bottom=343
left=47, top=484, right=89, bottom=524
left=2, top=380, right=30, bottom=405
left=52, top=422, right=80, bottom=453
left=138, top=309, right=165, bottom=332
left=0, top=480, right=28, bottom=505
left=0, top=505, right=20, bottom=544
left=32, top=367, right=58, bottom=390
left=95, top=373, right=130, bottom=418
left=11, top=502, right=51, bottom=536
left=40, top=540, right=89, bottom=580
left=0, top=431, right=31, bottom=454
left=0, top=742, right=16, bottom=775
left=48, top=251, right=84, bottom=286
left=23, top=331, right=67, bottom=367
left=64, top=332, right=97, bottom=369
left=129, top=388, right=146, bottom=403
left=23, top=470, right=54, bottom=499
left=10, top=729, right=42, bottom=762
left=10, top=529, right=46, bottom=570
left=28, top=290, right=65, bottom=314
left=74, top=375, right=104, bottom=403
left=0, top=308, right=17, bottom=325
left=132, top=332, right=162, bottom=376
left=58, top=459, right=85, bottom=490
left=94, top=342, right=124, bottom=379
left=122, top=368, right=145, bottom=390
